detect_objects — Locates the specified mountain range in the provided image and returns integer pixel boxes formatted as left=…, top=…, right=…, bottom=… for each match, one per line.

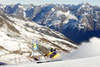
left=0, top=2, right=99, bottom=44
left=0, top=2, right=100, bottom=44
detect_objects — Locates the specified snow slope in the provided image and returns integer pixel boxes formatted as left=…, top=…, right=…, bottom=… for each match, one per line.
left=1, top=37, right=100, bottom=67
left=0, top=12, right=77, bottom=64
left=1, top=56, right=100, bottom=67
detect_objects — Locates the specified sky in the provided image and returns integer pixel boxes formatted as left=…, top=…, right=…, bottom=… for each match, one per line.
left=0, top=0, right=100, bottom=6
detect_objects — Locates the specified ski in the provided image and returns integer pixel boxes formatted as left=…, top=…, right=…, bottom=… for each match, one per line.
left=36, top=59, right=63, bottom=64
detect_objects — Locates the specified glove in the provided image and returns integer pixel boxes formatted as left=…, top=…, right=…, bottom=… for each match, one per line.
left=44, top=54, right=47, bottom=56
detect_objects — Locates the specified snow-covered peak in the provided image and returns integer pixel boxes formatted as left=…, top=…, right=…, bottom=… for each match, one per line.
left=82, top=1, right=88, bottom=5
left=15, top=3, right=22, bottom=6
left=80, top=2, right=91, bottom=7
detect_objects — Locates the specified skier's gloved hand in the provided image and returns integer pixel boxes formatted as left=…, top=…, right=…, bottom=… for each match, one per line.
left=45, top=54, right=47, bottom=56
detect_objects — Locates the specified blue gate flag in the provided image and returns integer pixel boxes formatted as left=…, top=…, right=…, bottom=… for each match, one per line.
left=33, top=43, right=38, bottom=50
left=32, top=39, right=38, bottom=50
left=32, top=39, right=40, bottom=62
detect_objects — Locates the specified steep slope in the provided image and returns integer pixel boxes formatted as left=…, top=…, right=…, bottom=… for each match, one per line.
left=0, top=10, right=77, bottom=64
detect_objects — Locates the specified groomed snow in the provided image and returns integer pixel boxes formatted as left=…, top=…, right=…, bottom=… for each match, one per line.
left=2, top=56, right=100, bottom=67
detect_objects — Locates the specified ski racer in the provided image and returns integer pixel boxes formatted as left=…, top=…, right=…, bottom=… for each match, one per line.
left=45, top=48, right=60, bottom=59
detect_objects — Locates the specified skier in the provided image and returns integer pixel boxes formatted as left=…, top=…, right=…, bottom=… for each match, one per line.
left=45, top=48, right=60, bottom=59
